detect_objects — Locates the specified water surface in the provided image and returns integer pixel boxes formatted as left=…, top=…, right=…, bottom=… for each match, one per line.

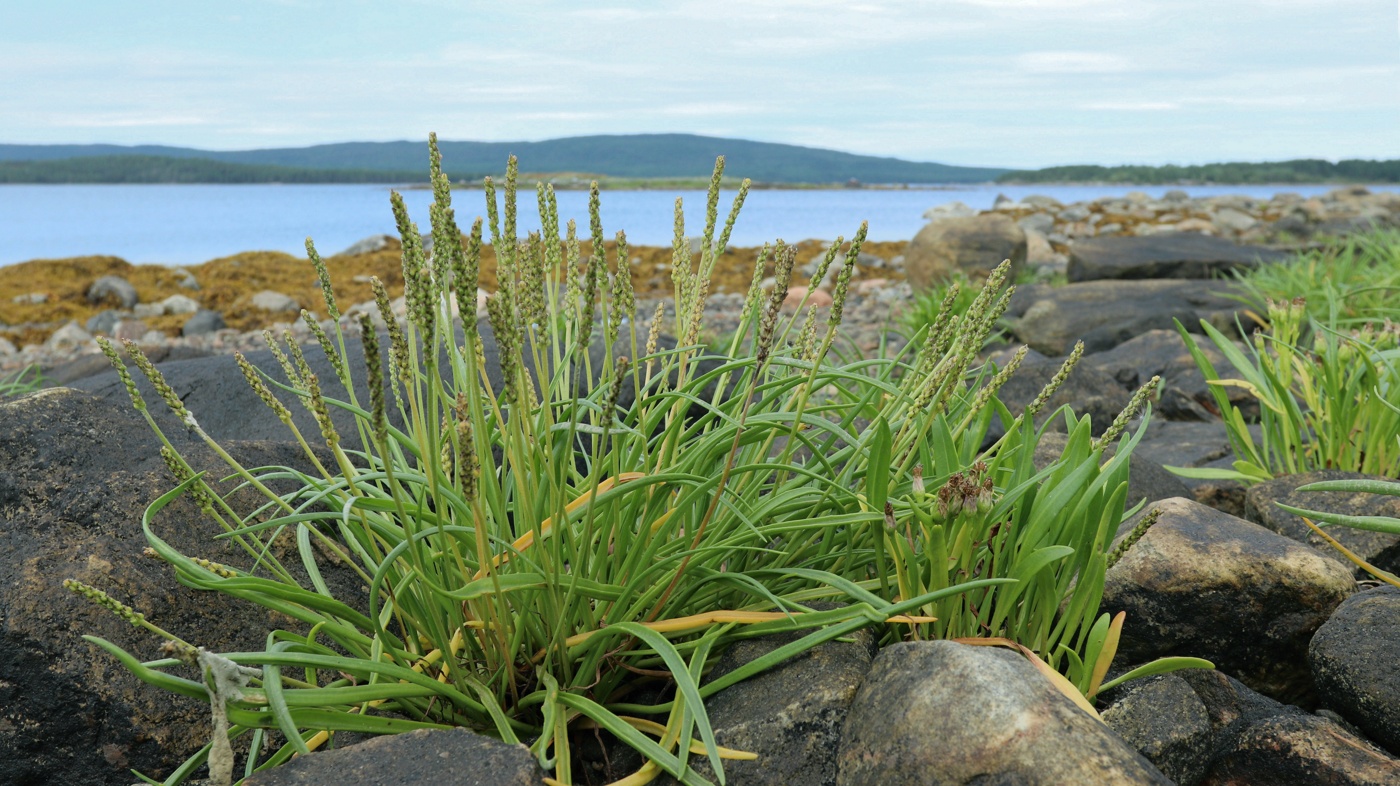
left=2, top=182, right=1393, bottom=267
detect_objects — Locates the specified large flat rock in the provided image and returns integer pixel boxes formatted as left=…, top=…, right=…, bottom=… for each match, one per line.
left=1068, top=234, right=1291, bottom=283
left=1011, top=279, right=1250, bottom=356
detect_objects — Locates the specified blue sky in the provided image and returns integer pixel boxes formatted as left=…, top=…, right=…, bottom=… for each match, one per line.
left=3, top=1, right=1397, bottom=168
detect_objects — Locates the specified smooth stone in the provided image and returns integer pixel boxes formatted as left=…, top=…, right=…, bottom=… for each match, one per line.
left=86, top=275, right=139, bottom=309
left=1103, top=497, right=1356, bottom=704
left=653, top=619, right=876, bottom=786
left=1309, top=587, right=1400, bottom=755
left=250, top=290, right=301, bottom=313
left=181, top=309, right=226, bottom=337
left=242, top=728, right=544, bottom=786
left=1101, top=673, right=1213, bottom=786
left=1067, top=234, right=1288, bottom=283
left=85, top=310, right=123, bottom=336
left=44, top=321, right=94, bottom=353
left=904, top=213, right=1027, bottom=292
left=836, top=641, right=1170, bottom=785
left=1245, top=471, right=1400, bottom=578
left=159, top=294, right=201, bottom=315
left=1010, top=279, right=1249, bottom=356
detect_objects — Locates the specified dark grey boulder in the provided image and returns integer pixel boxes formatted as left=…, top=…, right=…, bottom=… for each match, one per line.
left=1309, top=587, right=1400, bottom=756
left=1128, top=420, right=1247, bottom=516
left=1177, top=669, right=1400, bottom=785
left=654, top=619, right=877, bottom=786
left=85, top=309, right=123, bottom=336
left=0, top=388, right=358, bottom=785
left=1245, top=471, right=1400, bottom=579
left=1034, top=431, right=1191, bottom=510
left=1100, top=673, right=1213, bottom=786
left=41, top=344, right=215, bottom=388
left=835, top=641, right=1170, bottom=786
left=1102, top=497, right=1356, bottom=705
left=86, top=275, right=139, bottom=309
left=989, top=347, right=1131, bottom=438
left=242, top=728, right=544, bottom=786
left=904, top=214, right=1027, bottom=292
left=182, top=308, right=226, bottom=336
left=1011, top=280, right=1249, bottom=356
left=1084, top=329, right=1258, bottom=422
left=1067, top=234, right=1290, bottom=283
left=1131, top=420, right=1235, bottom=473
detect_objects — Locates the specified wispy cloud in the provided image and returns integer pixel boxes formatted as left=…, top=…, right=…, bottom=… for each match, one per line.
left=1016, top=51, right=1134, bottom=74
left=1080, top=101, right=1180, bottom=111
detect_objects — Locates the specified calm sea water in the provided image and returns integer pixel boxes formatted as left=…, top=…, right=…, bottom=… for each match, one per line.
left=2, top=182, right=1395, bottom=267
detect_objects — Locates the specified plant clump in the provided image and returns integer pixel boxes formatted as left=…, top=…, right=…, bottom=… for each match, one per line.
left=72, top=137, right=1202, bottom=786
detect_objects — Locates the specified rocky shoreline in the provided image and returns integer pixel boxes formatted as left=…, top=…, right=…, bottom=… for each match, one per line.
left=5, top=185, right=1400, bottom=785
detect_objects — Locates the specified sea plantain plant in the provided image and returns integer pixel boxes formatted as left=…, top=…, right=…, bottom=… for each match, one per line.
left=1171, top=297, right=1400, bottom=484
left=73, top=137, right=1199, bottom=786
left=0, top=363, right=43, bottom=398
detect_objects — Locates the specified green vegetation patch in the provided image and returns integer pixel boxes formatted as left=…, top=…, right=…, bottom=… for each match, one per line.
left=999, top=159, right=1400, bottom=185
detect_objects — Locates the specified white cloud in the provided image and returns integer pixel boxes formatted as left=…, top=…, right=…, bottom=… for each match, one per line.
left=1080, top=101, right=1180, bottom=110
left=1016, top=51, right=1134, bottom=74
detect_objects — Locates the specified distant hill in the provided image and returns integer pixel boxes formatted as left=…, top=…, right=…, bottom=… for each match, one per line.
left=0, top=134, right=1011, bottom=184
left=0, top=155, right=431, bottom=184
left=999, top=159, right=1400, bottom=185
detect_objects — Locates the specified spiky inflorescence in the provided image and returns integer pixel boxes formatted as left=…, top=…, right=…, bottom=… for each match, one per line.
left=302, top=310, right=346, bottom=384
left=757, top=243, right=797, bottom=364
left=502, top=156, right=519, bottom=273
left=285, top=330, right=314, bottom=384
left=190, top=556, right=239, bottom=579
left=713, top=177, right=751, bottom=262
left=806, top=237, right=845, bottom=290
left=372, top=277, right=411, bottom=392
left=122, top=339, right=189, bottom=424
left=670, top=197, right=689, bottom=298
left=486, top=293, right=520, bottom=406
left=644, top=301, right=666, bottom=382
left=453, top=392, right=479, bottom=503
left=521, top=232, right=547, bottom=330
left=1108, top=507, right=1162, bottom=569
left=305, top=239, right=340, bottom=321
left=968, top=345, right=1029, bottom=416
left=1095, top=375, right=1160, bottom=450
left=303, top=370, right=339, bottom=449
left=64, top=579, right=150, bottom=629
left=160, top=445, right=219, bottom=519
left=483, top=176, right=501, bottom=249
left=391, top=190, right=434, bottom=337
left=698, top=157, right=725, bottom=269
left=455, top=217, right=484, bottom=323
left=827, top=222, right=869, bottom=331
left=358, top=314, right=388, bottom=445
left=263, top=330, right=303, bottom=387
left=1026, top=340, right=1084, bottom=420
left=799, top=305, right=820, bottom=361
left=610, top=231, right=635, bottom=347
left=601, top=357, right=631, bottom=447
left=236, top=353, right=292, bottom=425
left=578, top=246, right=600, bottom=354
left=740, top=243, right=772, bottom=325
left=97, top=337, right=145, bottom=411
left=563, top=219, right=581, bottom=311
